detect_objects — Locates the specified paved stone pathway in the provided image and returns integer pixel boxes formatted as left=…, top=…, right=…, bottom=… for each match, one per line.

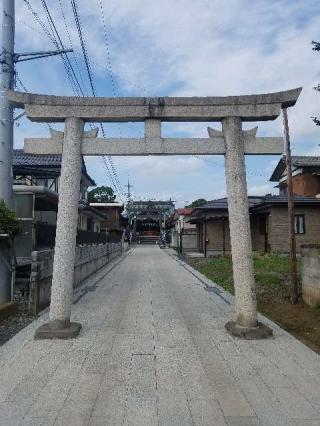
left=0, top=246, right=320, bottom=425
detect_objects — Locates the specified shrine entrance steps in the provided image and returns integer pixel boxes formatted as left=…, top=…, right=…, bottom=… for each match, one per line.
left=138, top=235, right=159, bottom=244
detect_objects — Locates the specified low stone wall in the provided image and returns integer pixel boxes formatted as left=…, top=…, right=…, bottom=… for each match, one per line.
left=29, top=242, right=126, bottom=315
left=301, top=244, right=320, bottom=307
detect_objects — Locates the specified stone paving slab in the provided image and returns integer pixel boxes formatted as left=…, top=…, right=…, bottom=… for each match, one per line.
left=0, top=246, right=319, bottom=425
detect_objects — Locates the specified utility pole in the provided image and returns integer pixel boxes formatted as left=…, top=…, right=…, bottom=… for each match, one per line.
left=124, top=180, right=133, bottom=201
left=282, top=108, right=298, bottom=304
left=0, top=0, right=15, bottom=304
left=0, top=0, right=72, bottom=303
left=0, top=0, right=14, bottom=208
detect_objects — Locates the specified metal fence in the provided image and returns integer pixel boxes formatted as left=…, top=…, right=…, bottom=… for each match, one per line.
left=34, top=222, right=107, bottom=249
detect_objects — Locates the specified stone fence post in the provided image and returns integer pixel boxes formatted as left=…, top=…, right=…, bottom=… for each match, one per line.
left=301, top=244, right=320, bottom=306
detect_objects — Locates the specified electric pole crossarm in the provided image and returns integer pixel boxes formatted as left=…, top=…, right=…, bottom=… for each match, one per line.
left=14, top=49, right=73, bottom=63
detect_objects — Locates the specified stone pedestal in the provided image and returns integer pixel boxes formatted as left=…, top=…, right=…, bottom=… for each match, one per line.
left=34, top=117, right=84, bottom=339
left=222, top=117, right=272, bottom=338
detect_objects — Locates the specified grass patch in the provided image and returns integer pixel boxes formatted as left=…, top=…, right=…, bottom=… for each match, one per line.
left=190, top=253, right=320, bottom=354
left=191, top=252, right=301, bottom=304
left=193, top=256, right=234, bottom=295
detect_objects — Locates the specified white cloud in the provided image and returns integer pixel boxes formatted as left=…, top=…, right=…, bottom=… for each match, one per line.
left=248, top=183, right=275, bottom=196
left=10, top=0, right=320, bottom=203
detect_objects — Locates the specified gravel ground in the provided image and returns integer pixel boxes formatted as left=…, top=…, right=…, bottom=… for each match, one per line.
left=0, top=292, right=36, bottom=346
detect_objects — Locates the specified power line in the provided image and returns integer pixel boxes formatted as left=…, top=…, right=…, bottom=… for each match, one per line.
left=22, top=0, right=124, bottom=200
left=57, top=0, right=88, bottom=96
left=98, top=0, right=131, bottom=191
left=69, top=0, right=125, bottom=199
left=23, top=0, right=56, bottom=43
left=98, top=0, right=116, bottom=96
left=69, top=0, right=96, bottom=95
left=23, top=0, right=81, bottom=97
left=71, top=0, right=125, bottom=195
left=40, top=0, right=84, bottom=97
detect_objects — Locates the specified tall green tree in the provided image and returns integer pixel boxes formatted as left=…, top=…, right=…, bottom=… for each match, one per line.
left=185, top=198, right=207, bottom=208
left=88, top=186, right=116, bottom=203
left=312, top=41, right=320, bottom=126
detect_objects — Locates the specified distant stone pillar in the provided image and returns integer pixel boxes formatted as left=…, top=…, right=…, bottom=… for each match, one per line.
left=35, top=117, right=84, bottom=339
left=222, top=117, right=272, bottom=338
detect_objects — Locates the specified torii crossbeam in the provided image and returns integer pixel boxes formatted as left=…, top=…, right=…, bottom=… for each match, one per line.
left=7, top=88, right=302, bottom=340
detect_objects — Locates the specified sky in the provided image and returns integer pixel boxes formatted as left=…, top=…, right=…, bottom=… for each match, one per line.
left=9, top=0, right=320, bottom=206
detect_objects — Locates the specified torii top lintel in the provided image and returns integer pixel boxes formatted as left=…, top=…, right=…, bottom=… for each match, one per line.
left=7, top=88, right=302, bottom=123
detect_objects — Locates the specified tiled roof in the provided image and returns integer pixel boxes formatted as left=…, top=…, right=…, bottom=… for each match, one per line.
left=189, top=194, right=320, bottom=220
left=251, top=194, right=320, bottom=208
left=270, top=155, right=320, bottom=181
left=197, top=196, right=264, bottom=211
left=13, top=150, right=62, bottom=167
left=13, top=149, right=95, bottom=185
left=176, top=208, right=193, bottom=216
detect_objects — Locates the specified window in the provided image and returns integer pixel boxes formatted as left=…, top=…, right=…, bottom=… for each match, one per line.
left=36, top=178, right=46, bottom=187
left=259, top=216, right=268, bottom=235
left=294, top=215, right=305, bottom=234
left=33, top=177, right=57, bottom=191
left=47, top=178, right=56, bottom=191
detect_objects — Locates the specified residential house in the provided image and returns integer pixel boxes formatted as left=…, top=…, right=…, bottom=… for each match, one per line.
left=89, top=202, right=124, bottom=242
left=270, top=155, right=320, bottom=197
left=13, top=149, right=106, bottom=259
left=188, top=195, right=320, bottom=255
left=168, top=208, right=197, bottom=251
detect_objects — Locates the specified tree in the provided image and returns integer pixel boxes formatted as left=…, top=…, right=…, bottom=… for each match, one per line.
left=88, top=186, right=116, bottom=203
left=0, top=200, right=22, bottom=238
left=312, top=41, right=320, bottom=126
left=185, top=198, right=207, bottom=208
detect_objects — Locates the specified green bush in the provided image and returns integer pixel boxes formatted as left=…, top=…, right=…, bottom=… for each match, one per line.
left=0, top=200, right=22, bottom=238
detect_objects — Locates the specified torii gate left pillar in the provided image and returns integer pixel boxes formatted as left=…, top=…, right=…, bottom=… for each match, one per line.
left=43, top=117, right=84, bottom=337
left=7, top=88, right=301, bottom=339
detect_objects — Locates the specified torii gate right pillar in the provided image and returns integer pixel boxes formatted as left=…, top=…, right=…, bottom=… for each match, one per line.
left=223, top=117, right=272, bottom=338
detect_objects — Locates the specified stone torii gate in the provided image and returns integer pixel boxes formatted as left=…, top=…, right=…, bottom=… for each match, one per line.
left=8, top=88, right=301, bottom=339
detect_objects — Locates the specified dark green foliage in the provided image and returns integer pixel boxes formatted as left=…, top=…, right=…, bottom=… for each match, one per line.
left=0, top=200, right=22, bottom=238
left=88, top=186, right=116, bottom=203
left=185, top=198, right=207, bottom=208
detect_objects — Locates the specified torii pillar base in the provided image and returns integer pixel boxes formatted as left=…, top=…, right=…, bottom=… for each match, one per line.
left=225, top=321, right=273, bottom=340
left=35, top=320, right=82, bottom=340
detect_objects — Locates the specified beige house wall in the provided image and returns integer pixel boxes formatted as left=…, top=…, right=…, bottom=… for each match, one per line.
left=268, top=206, right=320, bottom=253
left=250, top=215, right=268, bottom=252
left=203, top=220, right=231, bottom=255
left=195, top=205, right=320, bottom=255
